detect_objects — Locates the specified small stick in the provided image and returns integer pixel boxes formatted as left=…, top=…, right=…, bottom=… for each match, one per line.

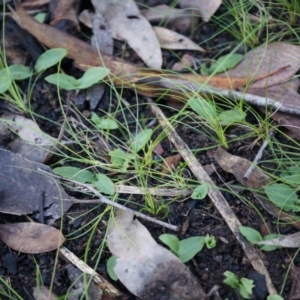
left=59, top=246, right=122, bottom=297
left=37, top=168, right=178, bottom=231
left=148, top=98, right=277, bottom=295
left=243, top=129, right=274, bottom=181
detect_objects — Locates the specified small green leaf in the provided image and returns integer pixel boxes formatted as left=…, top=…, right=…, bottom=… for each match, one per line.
left=223, top=271, right=239, bottom=288
left=260, top=234, right=282, bottom=251
left=218, top=109, right=246, bottom=126
left=0, top=69, right=12, bottom=93
left=178, top=236, right=206, bottom=263
left=159, top=234, right=180, bottom=254
left=53, top=166, right=95, bottom=183
left=8, top=65, right=32, bottom=80
left=191, top=184, right=208, bottom=200
left=188, top=97, right=217, bottom=123
left=96, top=118, right=119, bottom=130
left=35, top=48, right=67, bottom=73
left=109, top=149, right=135, bottom=172
left=107, top=255, right=118, bottom=281
left=267, top=295, right=284, bottom=300
left=239, top=226, right=263, bottom=244
left=205, top=234, right=216, bottom=249
left=239, top=278, right=254, bottom=299
left=280, top=166, right=300, bottom=185
left=34, top=12, right=47, bottom=23
left=206, top=53, right=244, bottom=75
left=264, top=183, right=300, bottom=212
left=93, top=173, right=115, bottom=195
left=130, top=129, right=152, bottom=153
left=45, top=73, right=79, bottom=90
left=77, top=67, right=110, bottom=89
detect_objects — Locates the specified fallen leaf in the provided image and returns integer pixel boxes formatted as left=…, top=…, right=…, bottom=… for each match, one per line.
left=0, top=149, right=73, bottom=221
left=49, top=0, right=80, bottom=31
left=91, top=0, right=162, bottom=69
left=1, top=113, right=56, bottom=162
left=214, top=147, right=300, bottom=229
left=0, top=222, right=65, bottom=254
left=91, top=10, right=114, bottom=55
left=153, top=26, right=205, bottom=52
left=66, top=265, right=103, bottom=300
left=224, top=43, right=300, bottom=88
left=247, top=79, right=300, bottom=140
left=153, top=142, right=164, bottom=156
left=107, top=210, right=206, bottom=300
left=141, top=5, right=190, bottom=23
left=179, top=0, right=222, bottom=22
left=289, top=266, right=300, bottom=300
left=33, top=286, right=58, bottom=300
left=256, top=232, right=300, bottom=248
left=162, top=153, right=182, bottom=175
left=172, top=53, right=195, bottom=71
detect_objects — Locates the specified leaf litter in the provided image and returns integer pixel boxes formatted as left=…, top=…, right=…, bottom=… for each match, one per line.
left=107, top=210, right=207, bottom=300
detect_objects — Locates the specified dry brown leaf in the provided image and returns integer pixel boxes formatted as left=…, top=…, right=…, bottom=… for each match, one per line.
left=179, top=0, right=222, bottom=22
left=162, top=153, right=182, bottom=175
left=50, top=0, right=80, bottom=29
left=224, top=43, right=300, bottom=88
left=153, top=142, right=164, bottom=155
left=107, top=210, right=206, bottom=300
left=91, top=0, right=162, bottom=69
left=214, top=147, right=300, bottom=229
left=0, top=222, right=65, bottom=254
left=247, top=79, right=300, bottom=140
left=153, top=26, right=205, bottom=52
left=172, top=53, right=195, bottom=71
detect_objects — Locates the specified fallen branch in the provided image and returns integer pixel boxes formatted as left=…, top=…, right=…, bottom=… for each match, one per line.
left=148, top=99, right=277, bottom=296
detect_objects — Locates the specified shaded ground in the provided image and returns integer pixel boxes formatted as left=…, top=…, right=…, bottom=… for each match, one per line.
left=0, top=1, right=299, bottom=299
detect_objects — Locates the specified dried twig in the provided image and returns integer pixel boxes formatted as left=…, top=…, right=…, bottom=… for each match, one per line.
left=37, top=168, right=178, bottom=231
left=60, top=246, right=122, bottom=297
left=243, top=129, right=274, bottom=180
left=151, top=77, right=300, bottom=116
left=148, top=99, right=277, bottom=295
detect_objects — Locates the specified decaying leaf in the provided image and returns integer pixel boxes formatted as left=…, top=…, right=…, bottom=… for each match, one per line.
left=0, top=113, right=56, bottom=162
left=0, top=222, right=65, bottom=254
left=214, top=147, right=300, bottom=229
left=91, top=0, right=162, bottom=69
left=162, top=153, right=182, bottom=175
left=33, top=286, right=58, bottom=300
left=247, top=79, right=300, bottom=140
left=214, top=147, right=271, bottom=189
left=141, top=5, right=191, bottom=23
left=91, top=10, right=113, bottom=55
left=49, top=0, right=80, bottom=31
left=256, top=232, right=300, bottom=248
left=0, top=149, right=73, bottom=221
left=107, top=210, right=206, bottom=300
left=66, top=265, right=103, bottom=300
left=225, top=43, right=300, bottom=88
left=179, top=0, right=222, bottom=22
left=153, top=27, right=205, bottom=52
left=289, top=266, right=300, bottom=300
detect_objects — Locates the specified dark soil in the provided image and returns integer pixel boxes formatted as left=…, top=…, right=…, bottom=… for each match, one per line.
left=0, top=1, right=299, bottom=300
